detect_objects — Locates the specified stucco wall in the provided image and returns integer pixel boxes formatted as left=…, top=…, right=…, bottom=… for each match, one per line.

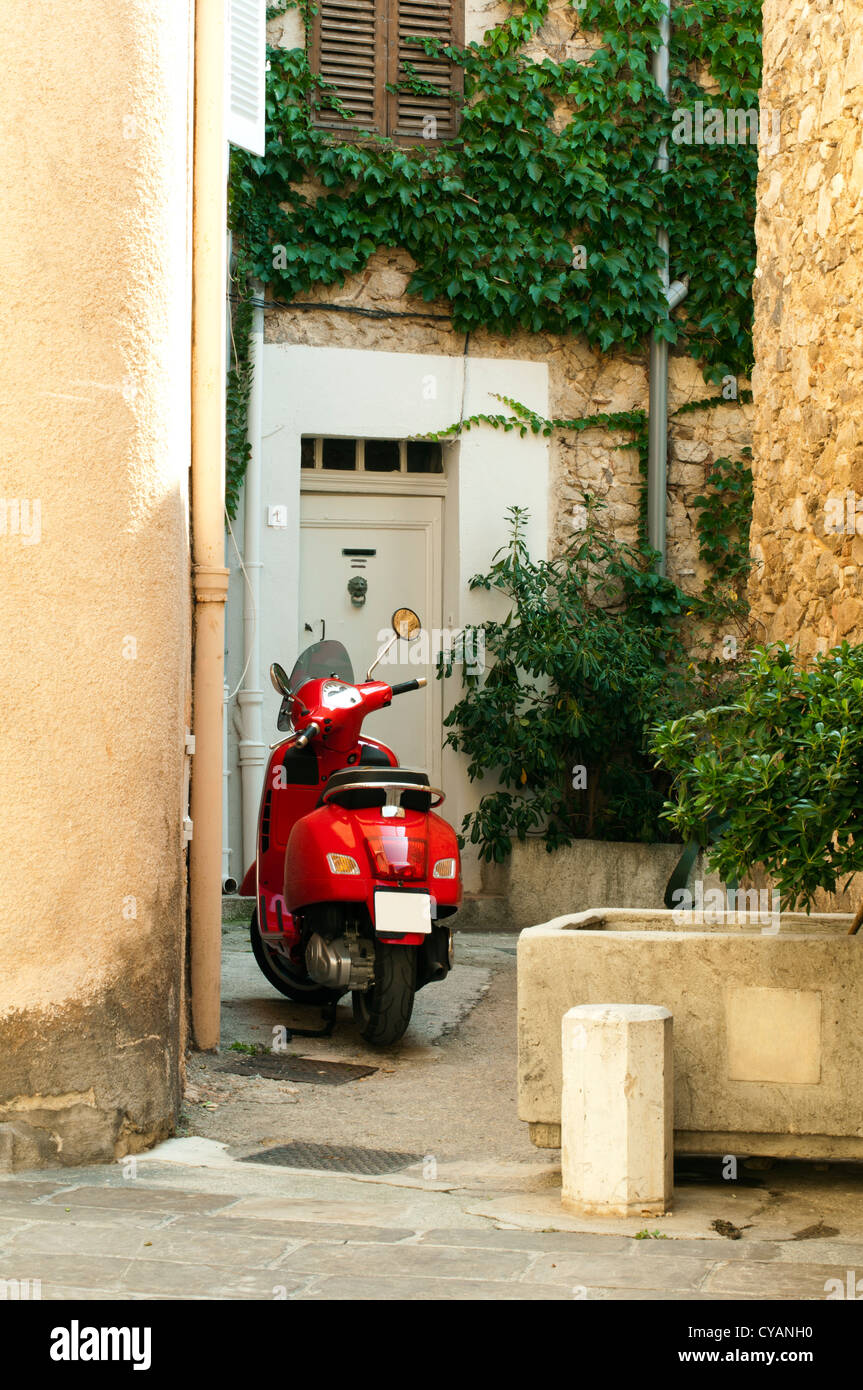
left=750, top=0, right=863, bottom=655
left=0, top=1, right=193, bottom=1166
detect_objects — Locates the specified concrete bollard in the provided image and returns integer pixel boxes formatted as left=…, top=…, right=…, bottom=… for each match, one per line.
left=561, top=1003, right=673, bottom=1217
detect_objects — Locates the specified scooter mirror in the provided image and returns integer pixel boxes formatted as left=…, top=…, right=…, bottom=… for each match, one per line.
left=270, top=662, right=292, bottom=696
left=392, top=607, right=422, bottom=641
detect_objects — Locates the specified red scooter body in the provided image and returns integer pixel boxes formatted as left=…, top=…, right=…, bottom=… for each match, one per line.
left=240, top=630, right=461, bottom=1046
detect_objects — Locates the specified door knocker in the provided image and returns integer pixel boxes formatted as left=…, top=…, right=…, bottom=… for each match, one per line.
left=347, top=575, right=368, bottom=607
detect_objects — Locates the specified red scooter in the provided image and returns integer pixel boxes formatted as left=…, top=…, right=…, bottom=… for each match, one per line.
left=239, top=608, right=461, bottom=1046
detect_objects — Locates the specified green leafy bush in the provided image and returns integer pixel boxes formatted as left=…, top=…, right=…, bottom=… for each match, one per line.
left=439, top=502, right=715, bottom=860
left=651, top=642, right=863, bottom=922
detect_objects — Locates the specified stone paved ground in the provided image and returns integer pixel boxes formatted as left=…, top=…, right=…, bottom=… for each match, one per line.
left=2, top=930, right=862, bottom=1301
left=2, top=1172, right=863, bottom=1300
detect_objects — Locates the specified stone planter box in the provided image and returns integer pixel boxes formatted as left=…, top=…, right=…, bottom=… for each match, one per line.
left=518, top=909, right=863, bottom=1160
left=457, top=837, right=707, bottom=932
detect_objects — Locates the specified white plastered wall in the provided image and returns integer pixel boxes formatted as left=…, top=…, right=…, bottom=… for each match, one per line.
left=226, top=344, right=549, bottom=891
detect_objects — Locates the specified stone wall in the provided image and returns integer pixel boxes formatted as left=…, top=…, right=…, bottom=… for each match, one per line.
left=750, top=0, right=863, bottom=656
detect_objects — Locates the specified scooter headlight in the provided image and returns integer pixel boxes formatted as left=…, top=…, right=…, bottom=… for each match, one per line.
left=432, top=858, right=456, bottom=879
left=327, top=853, right=360, bottom=875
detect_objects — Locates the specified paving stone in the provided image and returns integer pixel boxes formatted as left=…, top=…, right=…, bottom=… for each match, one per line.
left=278, top=1240, right=531, bottom=1282
left=0, top=1218, right=32, bottom=1238
left=36, top=1284, right=224, bottom=1302
left=118, top=1260, right=307, bottom=1299
left=38, top=1285, right=137, bottom=1302
left=301, top=1274, right=573, bottom=1300
left=583, top=1288, right=759, bottom=1302
left=704, top=1261, right=857, bottom=1299
left=0, top=1253, right=128, bottom=1291
left=630, top=1238, right=782, bottom=1262
left=45, top=1186, right=236, bottom=1214
left=3, top=1224, right=153, bottom=1259
left=0, top=1200, right=177, bottom=1229
left=0, top=1181, right=74, bottom=1199
left=774, top=1240, right=863, bottom=1266
left=416, top=1228, right=631, bottom=1254
left=137, top=1228, right=299, bottom=1267
left=175, top=1215, right=415, bottom=1244
left=522, top=1252, right=717, bottom=1292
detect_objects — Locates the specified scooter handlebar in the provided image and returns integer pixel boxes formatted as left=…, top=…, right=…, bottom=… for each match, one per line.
left=390, top=678, right=427, bottom=697
left=293, top=721, right=320, bottom=749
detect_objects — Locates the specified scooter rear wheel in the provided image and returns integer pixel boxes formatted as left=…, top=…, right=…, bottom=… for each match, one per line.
left=250, top=909, right=344, bottom=1005
left=352, top=942, right=416, bottom=1047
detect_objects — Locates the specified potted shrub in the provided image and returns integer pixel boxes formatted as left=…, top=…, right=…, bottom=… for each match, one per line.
left=651, top=641, right=863, bottom=934
left=439, top=501, right=726, bottom=861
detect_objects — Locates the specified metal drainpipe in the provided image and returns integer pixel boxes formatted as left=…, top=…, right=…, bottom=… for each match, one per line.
left=222, top=680, right=237, bottom=893
left=647, top=0, right=689, bottom=577
left=189, top=0, right=229, bottom=1051
left=237, top=283, right=266, bottom=876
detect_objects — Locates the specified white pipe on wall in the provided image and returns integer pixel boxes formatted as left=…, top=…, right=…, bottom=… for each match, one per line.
left=647, top=1, right=690, bottom=578
left=647, top=0, right=672, bottom=576
left=221, top=680, right=237, bottom=893
left=237, top=281, right=265, bottom=878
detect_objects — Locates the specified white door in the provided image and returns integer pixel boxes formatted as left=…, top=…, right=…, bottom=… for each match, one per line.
left=299, top=493, right=443, bottom=782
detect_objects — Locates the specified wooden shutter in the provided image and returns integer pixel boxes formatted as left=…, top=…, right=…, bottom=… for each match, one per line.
left=388, top=0, right=460, bottom=142
left=310, top=0, right=386, bottom=134
left=227, top=0, right=267, bottom=156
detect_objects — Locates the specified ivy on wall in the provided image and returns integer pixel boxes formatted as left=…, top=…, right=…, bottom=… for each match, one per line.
left=226, top=254, right=254, bottom=520
left=423, top=390, right=753, bottom=619
left=230, top=0, right=762, bottom=383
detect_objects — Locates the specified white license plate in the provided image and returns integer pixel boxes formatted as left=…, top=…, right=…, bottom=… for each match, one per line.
left=374, top=890, right=432, bottom=935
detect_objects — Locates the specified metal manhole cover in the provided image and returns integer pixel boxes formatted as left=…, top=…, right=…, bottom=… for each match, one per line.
left=212, top=1055, right=377, bottom=1086
left=242, top=1142, right=423, bottom=1175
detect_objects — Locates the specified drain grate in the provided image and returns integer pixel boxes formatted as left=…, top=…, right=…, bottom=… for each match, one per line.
left=242, top=1141, right=423, bottom=1175
left=212, top=1055, right=377, bottom=1086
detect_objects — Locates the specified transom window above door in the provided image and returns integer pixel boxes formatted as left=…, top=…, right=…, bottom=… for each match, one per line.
left=309, top=0, right=462, bottom=142
left=301, top=437, right=443, bottom=474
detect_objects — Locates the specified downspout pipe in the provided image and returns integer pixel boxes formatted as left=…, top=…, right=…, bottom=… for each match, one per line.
left=189, top=0, right=229, bottom=1051
left=222, top=680, right=237, bottom=893
left=647, top=1, right=689, bottom=577
left=237, top=281, right=266, bottom=875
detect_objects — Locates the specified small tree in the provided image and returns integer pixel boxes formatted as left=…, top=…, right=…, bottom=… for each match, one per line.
left=439, top=501, right=707, bottom=860
left=651, top=642, right=863, bottom=933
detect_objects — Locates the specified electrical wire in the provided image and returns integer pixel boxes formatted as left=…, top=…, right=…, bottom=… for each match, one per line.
left=228, top=291, right=453, bottom=322
left=225, top=505, right=256, bottom=702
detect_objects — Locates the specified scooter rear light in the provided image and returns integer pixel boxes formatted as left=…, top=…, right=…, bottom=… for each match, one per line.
left=367, top=834, right=427, bottom=881
left=432, top=858, right=456, bottom=879
left=326, top=853, right=360, bottom=875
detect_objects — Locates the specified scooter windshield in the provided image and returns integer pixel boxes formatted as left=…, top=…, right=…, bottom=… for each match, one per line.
left=289, top=639, right=354, bottom=691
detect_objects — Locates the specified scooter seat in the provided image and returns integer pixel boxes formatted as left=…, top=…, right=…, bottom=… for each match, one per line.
left=319, top=766, right=432, bottom=812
